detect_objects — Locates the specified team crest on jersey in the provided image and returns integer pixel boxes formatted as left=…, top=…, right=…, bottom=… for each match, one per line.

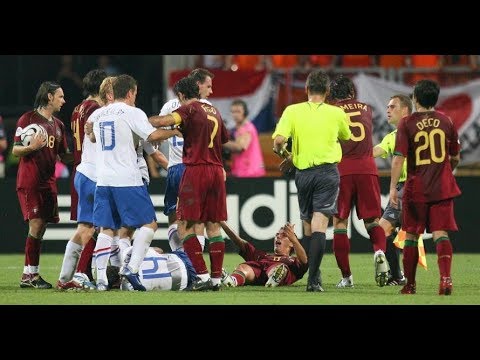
left=15, top=127, right=23, bottom=136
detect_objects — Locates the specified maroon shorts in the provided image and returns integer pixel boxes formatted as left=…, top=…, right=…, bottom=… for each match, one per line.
left=17, top=186, right=59, bottom=223
left=243, top=262, right=296, bottom=286
left=402, top=197, right=458, bottom=234
left=176, top=164, right=227, bottom=222
left=336, top=174, right=382, bottom=220
left=70, top=167, right=78, bottom=221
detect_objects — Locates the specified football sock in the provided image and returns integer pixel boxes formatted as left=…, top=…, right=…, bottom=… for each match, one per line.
left=76, top=237, right=95, bottom=274
left=208, top=236, right=225, bottom=279
left=333, top=230, right=351, bottom=278
left=128, top=226, right=155, bottom=273
left=231, top=271, right=245, bottom=286
left=118, top=237, right=131, bottom=255
left=183, top=234, right=208, bottom=275
left=435, top=236, right=452, bottom=278
left=59, top=240, right=82, bottom=282
left=308, top=232, right=326, bottom=285
left=300, top=235, right=311, bottom=253
left=94, top=233, right=112, bottom=285
left=367, top=224, right=387, bottom=252
left=385, top=232, right=402, bottom=279
left=403, top=239, right=419, bottom=285
left=167, top=223, right=182, bottom=251
left=109, top=235, right=122, bottom=267
left=25, top=234, right=41, bottom=272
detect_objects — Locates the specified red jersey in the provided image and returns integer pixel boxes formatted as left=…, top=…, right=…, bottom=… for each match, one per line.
left=14, top=110, right=68, bottom=189
left=71, top=99, right=101, bottom=166
left=395, top=111, right=461, bottom=202
left=336, top=99, right=377, bottom=176
left=174, top=101, right=229, bottom=166
left=240, top=242, right=308, bottom=285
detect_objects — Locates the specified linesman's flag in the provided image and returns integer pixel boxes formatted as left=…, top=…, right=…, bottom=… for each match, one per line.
left=393, top=230, right=428, bottom=270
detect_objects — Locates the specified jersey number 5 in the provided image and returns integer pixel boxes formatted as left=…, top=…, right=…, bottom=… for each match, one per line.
left=207, top=115, right=218, bottom=148
left=346, top=111, right=365, bottom=142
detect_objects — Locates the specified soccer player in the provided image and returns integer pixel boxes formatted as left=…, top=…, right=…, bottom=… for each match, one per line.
left=149, top=76, right=229, bottom=291
left=106, top=246, right=197, bottom=291
left=57, top=70, right=106, bottom=290
left=272, top=70, right=351, bottom=292
left=220, top=221, right=307, bottom=287
left=373, top=94, right=413, bottom=285
left=329, top=76, right=389, bottom=288
left=0, top=115, right=7, bottom=178
left=13, top=81, right=71, bottom=288
left=89, top=74, right=180, bottom=291
left=158, top=68, right=214, bottom=252
left=390, top=79, right=461, bottom=295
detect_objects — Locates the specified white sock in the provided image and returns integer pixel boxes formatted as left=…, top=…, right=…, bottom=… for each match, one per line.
left=197, top=235, right=206, bottom=252
left=211, top=278, right=221, bottom=286
left=168, top=224, right=183, bottom=251
left=128, top=227, right=155, bottom=273
left=28, top=265, right=39, bottom=274
left=119, top=237, right=131, bottom=253
left=59, top=240, right=82, bottom=282
left=23, top=266, right=29, bottom=274
left=94, top=233, right=112, bottom=285
left=109, top=235, right=122, bottom=267
left=197, top=273, right=210, bottom=282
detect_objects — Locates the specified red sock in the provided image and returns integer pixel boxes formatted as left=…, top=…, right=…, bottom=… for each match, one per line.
left=25, top=235, right=41, bottom=268
left=209, top=239, right=225, bottom=279
left=333, top=232, right=351, bottom=277
left=76, top=238, right=95, bottom=274
left=403, top=246, right=419, bottom=285
left=368, top=225, right=386, bottom=252
left=183, top=235, right=208, bottom=275
left=436, top=239, right=453, bottom=278
left=231, top=271, right=246, bottom=286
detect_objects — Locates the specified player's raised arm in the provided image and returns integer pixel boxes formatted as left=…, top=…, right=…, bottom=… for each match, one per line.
left=283, top=223, right=307, bottom=265
left=220, top=221, right=247, bottom=253
left=147, top=127, right=181, bottom=142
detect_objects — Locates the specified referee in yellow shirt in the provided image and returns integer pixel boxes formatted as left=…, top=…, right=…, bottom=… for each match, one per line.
left=273, top=70, right=351, bottom=292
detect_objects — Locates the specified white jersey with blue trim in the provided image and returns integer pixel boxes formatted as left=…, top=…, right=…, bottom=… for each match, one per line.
left=122, top=246, right=188, bottom=291
left=136, top=139, right=156, bottom=185
left=91, top=102, right=156, bottom=187
left=159, top=98, right=212, bottom=168
left=76, top=130, right=97, bottom=182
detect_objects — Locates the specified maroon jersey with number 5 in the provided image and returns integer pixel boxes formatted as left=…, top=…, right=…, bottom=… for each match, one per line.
left=14, top=110, right=68, bottom=189
left=335, top=99, right=377, bottom=176
left=395, top=111, right=461, bottom=202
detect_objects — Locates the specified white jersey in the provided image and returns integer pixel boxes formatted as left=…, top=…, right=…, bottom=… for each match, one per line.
left=91, top=102, right=156, bottom=187
left=122, top=247, right=189, bottom=291
left=136, top=139, right=156, bottom=184
left=160, top=98, right=212, bottom=168
left=76, top=129, right=97, bottom=182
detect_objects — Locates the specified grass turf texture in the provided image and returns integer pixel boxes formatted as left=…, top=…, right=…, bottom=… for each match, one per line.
left=1, top=253, right=479, bottom=305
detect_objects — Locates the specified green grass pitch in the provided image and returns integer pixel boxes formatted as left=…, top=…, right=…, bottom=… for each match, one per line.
left=1, top=253, right=479, bottom=305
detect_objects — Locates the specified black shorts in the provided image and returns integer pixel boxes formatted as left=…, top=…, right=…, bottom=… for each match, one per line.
left=382, top=182, right=404, bottom=227
left=295, top=164, right=339, bottom=220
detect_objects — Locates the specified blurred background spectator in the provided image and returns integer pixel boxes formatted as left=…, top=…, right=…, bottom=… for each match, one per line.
left=0, top=115, right=7, bottom=178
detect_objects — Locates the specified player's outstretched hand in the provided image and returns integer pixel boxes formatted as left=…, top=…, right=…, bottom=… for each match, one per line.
left=84, top=121, right=93, bottom=135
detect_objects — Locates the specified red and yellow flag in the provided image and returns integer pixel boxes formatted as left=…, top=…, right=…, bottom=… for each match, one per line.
left=393, top=229, right=428, bottom=269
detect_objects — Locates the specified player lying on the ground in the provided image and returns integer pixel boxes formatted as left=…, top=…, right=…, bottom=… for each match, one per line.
left=106, top=246, right=197, bottom=291
left=220, top=221, right=308, bottom=287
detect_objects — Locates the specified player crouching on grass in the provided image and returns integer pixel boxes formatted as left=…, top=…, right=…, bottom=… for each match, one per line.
left=220, top=221, right=308, bottom=287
